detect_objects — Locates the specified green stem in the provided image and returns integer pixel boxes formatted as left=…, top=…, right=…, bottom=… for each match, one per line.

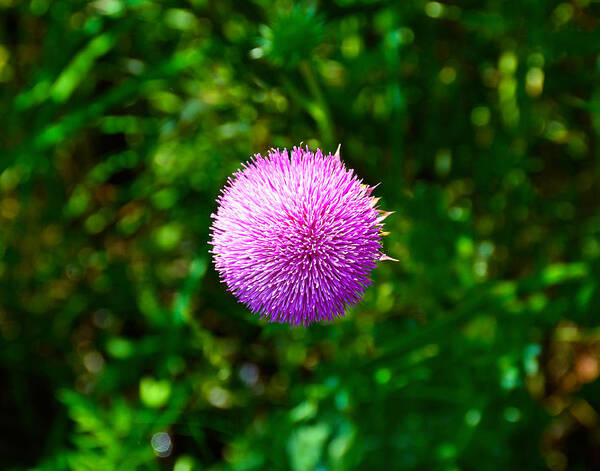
left=298, top=61, right=335, bottom=149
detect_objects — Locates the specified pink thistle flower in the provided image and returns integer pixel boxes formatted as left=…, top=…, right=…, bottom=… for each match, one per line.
left=209, top=146, right=393, bottom=326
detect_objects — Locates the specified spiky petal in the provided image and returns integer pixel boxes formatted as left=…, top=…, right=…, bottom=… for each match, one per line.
left=209, top=146, right=390, bottom=326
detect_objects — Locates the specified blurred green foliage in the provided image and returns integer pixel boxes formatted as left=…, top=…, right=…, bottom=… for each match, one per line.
left=1, top=0, right=600, bottom=470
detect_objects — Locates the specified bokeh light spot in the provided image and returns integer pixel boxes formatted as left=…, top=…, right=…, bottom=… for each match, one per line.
left=151, top=432, right=172, bottom=457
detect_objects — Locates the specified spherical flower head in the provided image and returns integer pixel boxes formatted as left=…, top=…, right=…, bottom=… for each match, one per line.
left=209, top=146, right=392, bottom=327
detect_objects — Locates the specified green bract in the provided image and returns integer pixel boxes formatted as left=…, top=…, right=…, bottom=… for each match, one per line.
left=259, top=6, right=324, bottom=68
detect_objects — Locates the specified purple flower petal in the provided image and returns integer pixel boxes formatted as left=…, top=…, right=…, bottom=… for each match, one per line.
left=209, top=146, right=388, bottom=326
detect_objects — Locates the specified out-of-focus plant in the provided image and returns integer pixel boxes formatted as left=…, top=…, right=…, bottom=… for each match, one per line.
left=1, top=0, right=600, bottom=470
left=257, top=5, right=324, bottom=69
